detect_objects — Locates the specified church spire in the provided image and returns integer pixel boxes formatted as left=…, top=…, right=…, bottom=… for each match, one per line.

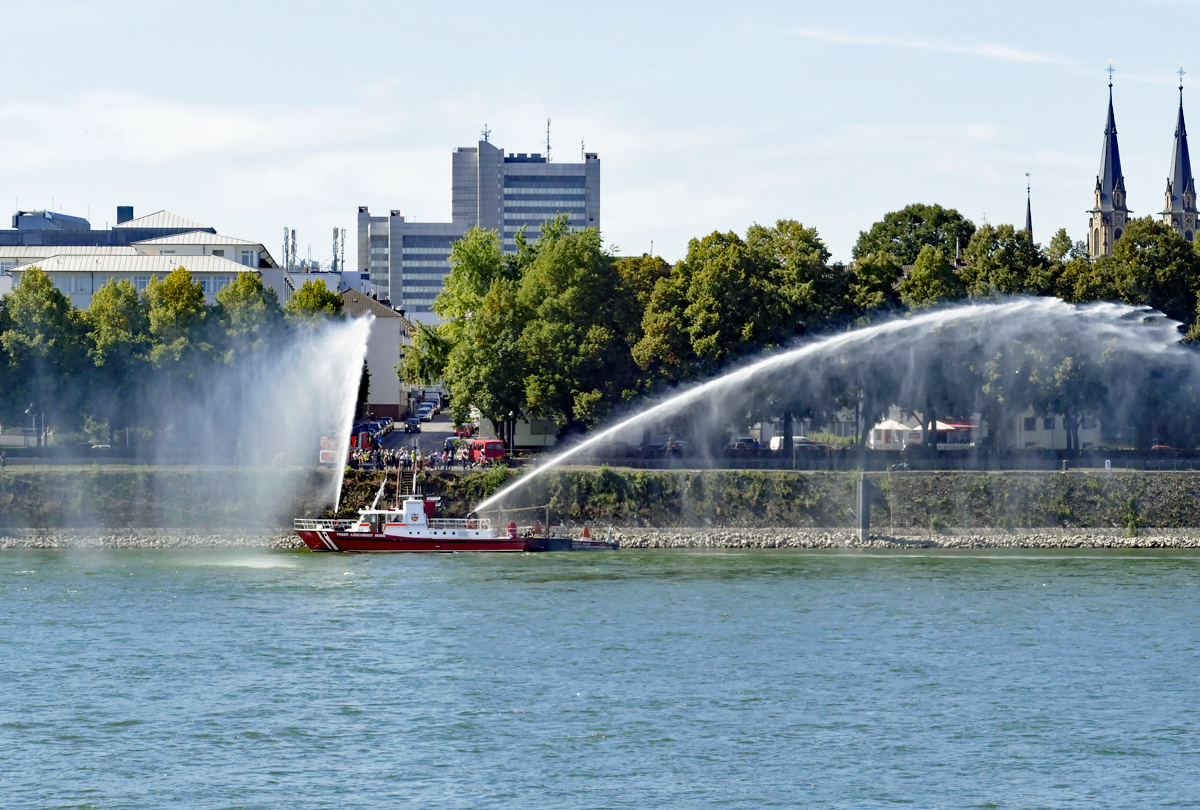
left=1025, top=173, right=1033, bottom=243
left=1096, top=71, right=1126, bottom=212
left=1089, top=63, right=1131, bottom=258
left=1163, top=66, right=1197, bottom=242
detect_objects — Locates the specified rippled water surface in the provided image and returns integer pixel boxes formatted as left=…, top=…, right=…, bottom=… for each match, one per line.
left=2, top=547, right=1199, bottom=808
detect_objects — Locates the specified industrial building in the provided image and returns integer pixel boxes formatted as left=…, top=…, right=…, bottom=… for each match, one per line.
left=358, top=136, right=600, bottom=321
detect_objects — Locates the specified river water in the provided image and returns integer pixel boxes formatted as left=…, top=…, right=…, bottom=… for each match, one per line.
left=2, top=547, right=1198, bottom=808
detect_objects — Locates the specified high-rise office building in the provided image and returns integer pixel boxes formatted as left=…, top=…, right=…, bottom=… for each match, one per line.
left=358, top=138, right=600, bottom=321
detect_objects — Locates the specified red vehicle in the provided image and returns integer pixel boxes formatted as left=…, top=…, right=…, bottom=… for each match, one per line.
left=454, top=424, right=476, bottom=438
left=469, top=438, right=506, bottom=463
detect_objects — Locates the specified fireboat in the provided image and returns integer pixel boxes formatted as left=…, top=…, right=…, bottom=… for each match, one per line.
left=294, top=475, right=617, bottom=553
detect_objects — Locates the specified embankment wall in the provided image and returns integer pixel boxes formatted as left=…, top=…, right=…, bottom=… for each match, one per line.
left=3, top=466, right=1200, bottom=531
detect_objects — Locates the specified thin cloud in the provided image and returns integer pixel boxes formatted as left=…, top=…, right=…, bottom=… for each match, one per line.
left=793, top=26, right=1071, bottom=65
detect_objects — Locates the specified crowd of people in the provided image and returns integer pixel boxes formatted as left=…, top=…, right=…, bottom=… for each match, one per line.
left=347, top=443, right=497, bottom=472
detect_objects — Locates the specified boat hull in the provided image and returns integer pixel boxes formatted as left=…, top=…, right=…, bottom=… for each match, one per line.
left=297, top=529, right=527, bottom=553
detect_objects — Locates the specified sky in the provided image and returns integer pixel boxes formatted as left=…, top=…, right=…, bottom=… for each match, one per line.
left=0, top=0, right=1196, bottom=265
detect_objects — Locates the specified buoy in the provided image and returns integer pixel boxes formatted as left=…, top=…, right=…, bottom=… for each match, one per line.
left=581, top=526, right=591, bottom=538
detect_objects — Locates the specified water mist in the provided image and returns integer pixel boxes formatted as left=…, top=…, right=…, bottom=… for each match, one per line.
left=141, top=313, right=372, bottom=525
left=475, top=297, right=1192, bottom=514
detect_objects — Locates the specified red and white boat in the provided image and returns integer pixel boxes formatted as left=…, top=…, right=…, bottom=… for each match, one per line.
left=294, top=492, right=617, bottom=553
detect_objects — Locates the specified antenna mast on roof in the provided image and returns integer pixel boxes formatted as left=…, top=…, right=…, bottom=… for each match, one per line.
left=546, top=118, right=551, bottom=162
left=283, top=227, right=290, bottom=272
left=481, top=123, right=491, bottom=143
left=332, top=227, right=339, bottom=273
left=339, top=228, right=346, bottom=279
left=290, top=229, right=297, bottom=272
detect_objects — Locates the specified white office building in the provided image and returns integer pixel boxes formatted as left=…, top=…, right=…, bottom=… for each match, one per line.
left=358, top=137, right=600, bottom=321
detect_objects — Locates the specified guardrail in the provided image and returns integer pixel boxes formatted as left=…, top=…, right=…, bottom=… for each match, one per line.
left=294, top=518, right=358, bottom=531
left=428, top=518, right=492, bottom=530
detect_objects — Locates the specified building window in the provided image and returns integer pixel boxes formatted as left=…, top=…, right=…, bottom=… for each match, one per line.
left=134, top=276, right=150, bottom=292
left=1024, top=417, right=1037, bottom=431
left=212, top=249, right=224, bottom=257
left=214, top=276, right=231, bottom=292
left=1187, top=231, right=1194, bottom=242
left=1081, top=417, right=1096, bottom=430
left=240, top=250, right=256, bottom=267
left=1043, top=417, right=1055, bottom=430
left=158, top=249, right=176, bottom=255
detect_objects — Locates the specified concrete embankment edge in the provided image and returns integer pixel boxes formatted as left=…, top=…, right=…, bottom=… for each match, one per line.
left=3, top=527, right=1200, bottom=549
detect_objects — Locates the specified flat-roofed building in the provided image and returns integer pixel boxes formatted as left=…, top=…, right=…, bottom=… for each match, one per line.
left=358, top=136, right=600, bottom=322
left=7, top=254, right=263, bottom=308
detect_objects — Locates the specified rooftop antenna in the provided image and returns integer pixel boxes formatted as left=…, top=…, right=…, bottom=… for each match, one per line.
left=546, top=118, right=552, bottom=162
left=290, top=229, right=297, bottom=272
left=339, top=228, right=346, bottom=278
left=282, top=227, right=290, bottom=272
left=581, top=139, right=585, bottom=160
left=481, top=123, right=491, bottom=143
left=332, top=227, right=339, bottom=273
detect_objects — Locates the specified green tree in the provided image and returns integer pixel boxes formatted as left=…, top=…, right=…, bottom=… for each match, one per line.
left=144, top=268, right=211, bottom=367
left=443, top=277, right=528, bottom=434
left=959, top=223, right=1053, bottom=296
left=434, top=228, right=510, bottom=320
left=853, top=203, right=976, bottom=265
left=747, top=218, right=846, bottom=336
left=898, top=245, right=962, bottom=309
left=1109, top=216, right=1200, bottom=323
left=517, top=225, right=633, bottom=425
left=215, top=271, right=282, bottom=358
left=399, top=320, right=455, bottom=386
left=847, top=251, right=903, bottom=314
left=0, top=266, right=88, bottom=438
left=284, top=278, right=342, bottom=323
left=632, top=269, right=695, bottom=382
left=86, top=278, right=151, bottom=442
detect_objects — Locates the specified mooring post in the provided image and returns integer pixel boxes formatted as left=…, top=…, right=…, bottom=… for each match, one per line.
left=857, top=476, right=872, bottom=542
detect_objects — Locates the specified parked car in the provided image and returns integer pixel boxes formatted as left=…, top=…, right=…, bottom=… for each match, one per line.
left=453, top=424, right=475, bottom=438
left=420, top=410, right=434, bottom=422
left=404, top=418, right=421, bottom=433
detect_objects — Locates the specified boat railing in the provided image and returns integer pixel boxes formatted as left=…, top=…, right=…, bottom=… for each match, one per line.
left=428, top=518, right=492, bottom=530
left=295, top=518, right=358, bottom=531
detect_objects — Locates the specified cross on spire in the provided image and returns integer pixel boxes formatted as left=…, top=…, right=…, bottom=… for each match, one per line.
left=1107, top=60, right=1115, bottom=89
left=1180, top=66, right=1186, bottom=100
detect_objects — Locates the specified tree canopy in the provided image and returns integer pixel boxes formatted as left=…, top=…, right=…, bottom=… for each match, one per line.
left=852, top=203, right=976, bottom=265
left=0, top=266, right=341, bottom=448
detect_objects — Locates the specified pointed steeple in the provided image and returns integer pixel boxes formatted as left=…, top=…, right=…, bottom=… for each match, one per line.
left=1095, top=80, right=1127, bottom=212
left=1024, top=174, right=1033, bottom=243
left=1163, top=68, right=1197, bottom=241
left=1089, top=65, right=1131, bottom=259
